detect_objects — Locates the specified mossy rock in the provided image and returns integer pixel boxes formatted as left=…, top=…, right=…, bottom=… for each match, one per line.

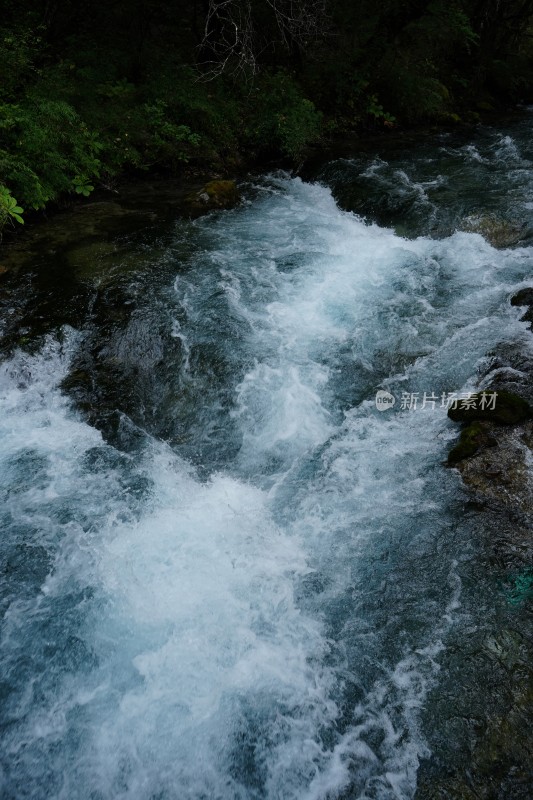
left=187, top=180, right=240, bottom=214
left=448, top=389, right=531, bottom=425
left=447, top=421, right=497, bottom=465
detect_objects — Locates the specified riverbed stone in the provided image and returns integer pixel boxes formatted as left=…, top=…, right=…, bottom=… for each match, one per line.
left=461, top=213, right=524, bottom=248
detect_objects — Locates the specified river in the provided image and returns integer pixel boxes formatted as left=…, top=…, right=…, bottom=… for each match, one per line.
left=1, top=116, right=532, bottom=798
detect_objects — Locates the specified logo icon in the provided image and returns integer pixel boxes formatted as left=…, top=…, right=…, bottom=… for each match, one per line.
left=375, top=390, right=396, bottom=411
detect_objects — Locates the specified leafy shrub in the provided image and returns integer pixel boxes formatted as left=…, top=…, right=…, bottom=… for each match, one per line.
left=143, top=67, right=241, bottom=164
left=141, top=99, right=201, bottom=166
left=0, top=184, right=24, bottom=229
left=377, top=55, right=453, bottom=122
left=366, top=94, right=396, bottom=126
left=0, top=98, right=101, bottom=208
left=244, top=71, right=322, bottom=161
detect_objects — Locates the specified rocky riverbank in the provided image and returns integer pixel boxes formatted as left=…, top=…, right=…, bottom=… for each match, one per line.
left=446, top=286, right=533, bottom=537
left=416, top=288, right=533, bottom=799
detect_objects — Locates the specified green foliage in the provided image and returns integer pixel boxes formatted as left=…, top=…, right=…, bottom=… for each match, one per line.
left=366, top=95, right=396, bottom=125
left=1, top=0, right=533, bottom=232
left=142, top=99, right=201, bottom=166
left=0, top=98, right=101, bottom=209
left=143, top=67, right=241, bottom=163
left=97, top=79, right=136, bottom=100
left=72, top=176, right=94, bottom=196
left=371, top=1, right=480, bottom=123
left=245, top=72, right=322, bottom=160
left=380, top=65, right=453, bottom=121
left=0, top=184, right=24, bottom=226
left=0, top=22, right=42, bottom=100
left=405, top=1, right=478, bottom=54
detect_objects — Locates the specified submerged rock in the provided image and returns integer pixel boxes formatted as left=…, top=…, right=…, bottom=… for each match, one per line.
left=416, top=663, right=533, bottom=800
left=186, top=180, right=240, bottom=214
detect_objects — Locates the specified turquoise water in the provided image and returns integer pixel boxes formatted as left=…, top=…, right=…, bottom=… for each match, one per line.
left=1, top=119, right=532, bottom=799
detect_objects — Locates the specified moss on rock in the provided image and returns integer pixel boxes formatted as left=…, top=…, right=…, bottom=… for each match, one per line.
left=187, top=180, right=240, bottom=215
left=447, top=421, right=496, bottom=465
left=448, top=389, right=531, bottom=425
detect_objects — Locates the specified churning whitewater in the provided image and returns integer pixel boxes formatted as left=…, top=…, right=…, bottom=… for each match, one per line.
left=2, top=125, right=533, bottom=799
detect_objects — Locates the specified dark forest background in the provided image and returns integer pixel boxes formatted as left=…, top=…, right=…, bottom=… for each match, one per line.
left=2, top=0, right=533, bottom=228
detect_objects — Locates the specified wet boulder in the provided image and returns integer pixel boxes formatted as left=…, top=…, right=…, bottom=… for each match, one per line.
left=461, top=214, right=524, bottom=248
left=511, top=287, right=533, bottom=307
left=511, top=287, right=533, bottom=327
left=447, top=421, right=497, bottom=465
left=448, top=389, right=531, bottom=425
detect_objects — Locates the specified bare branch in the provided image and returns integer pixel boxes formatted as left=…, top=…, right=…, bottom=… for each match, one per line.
left=196, top=0, right=330, bottom=80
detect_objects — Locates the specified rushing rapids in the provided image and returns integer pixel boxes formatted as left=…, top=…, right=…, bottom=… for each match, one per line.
left=1, top=118, right=533, bottom=799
